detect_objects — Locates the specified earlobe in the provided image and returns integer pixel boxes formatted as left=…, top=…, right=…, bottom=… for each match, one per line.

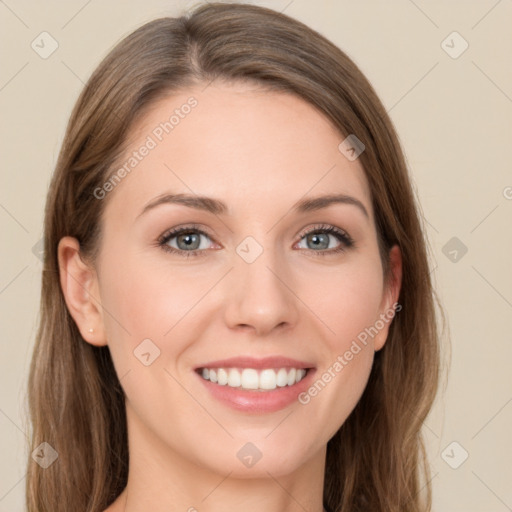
left=57, top=236, right=107, bottom=346
left=374, top=244, right=403, bottom=352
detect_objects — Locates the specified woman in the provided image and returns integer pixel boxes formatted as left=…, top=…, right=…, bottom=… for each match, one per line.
left=26, top=3, right=442, bottom=511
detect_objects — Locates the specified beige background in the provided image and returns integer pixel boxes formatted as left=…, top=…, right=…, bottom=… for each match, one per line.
left=1, top=1, right=511, bottom=510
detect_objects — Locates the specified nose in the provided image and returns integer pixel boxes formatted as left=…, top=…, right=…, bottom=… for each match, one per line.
left=222, top=241, right=300, bottom=337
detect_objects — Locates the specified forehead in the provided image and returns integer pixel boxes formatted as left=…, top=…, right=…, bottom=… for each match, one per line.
left=102, top=82, right=373, bottom=222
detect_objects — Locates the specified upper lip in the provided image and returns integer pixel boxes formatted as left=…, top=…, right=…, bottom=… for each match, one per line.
left=195, top=356, right=315, bottom=370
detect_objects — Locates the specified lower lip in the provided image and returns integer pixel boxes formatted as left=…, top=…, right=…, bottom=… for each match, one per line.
left=196, top=369, right=316, bottom=413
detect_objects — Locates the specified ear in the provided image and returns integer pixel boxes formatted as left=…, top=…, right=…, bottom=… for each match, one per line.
left=57, top=236, right=107, bottom=346
left=374, top=244, right=402, bottom=352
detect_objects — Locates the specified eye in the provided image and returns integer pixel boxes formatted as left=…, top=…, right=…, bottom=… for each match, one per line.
left=157, top=223, right=354, bottom=258
left=295, top=224, right=354, bottom=256
left=158, top=224, right=217, bottom=258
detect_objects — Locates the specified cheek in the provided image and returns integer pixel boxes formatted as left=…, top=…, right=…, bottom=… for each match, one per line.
left=97, top=249, right=208, bottom=350
left=96, top=253, right=209, bottom=436
left=297, top=257, right=383, bottom=432
left=319, top=258, right=384, bottom=350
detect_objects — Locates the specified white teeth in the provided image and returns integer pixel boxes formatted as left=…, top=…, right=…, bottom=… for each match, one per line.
left=276, top=368, right=288, bottom=387
left=217, top=368, right=228, bottom=386
left=259, top=369, right=277, bottom=390
left=228, top=368, right=241, bottom=387
left=241, top=369, right=259, bottom=389
left=199, top=367, right=308, bottom=390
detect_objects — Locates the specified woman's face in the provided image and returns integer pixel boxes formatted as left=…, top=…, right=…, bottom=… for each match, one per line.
left=88, top=82, right=400, bottom=478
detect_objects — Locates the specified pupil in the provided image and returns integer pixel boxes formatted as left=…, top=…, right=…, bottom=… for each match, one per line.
left=179, top=233, right=198, bottom=249
left=310, top=233, right=328, bottom=249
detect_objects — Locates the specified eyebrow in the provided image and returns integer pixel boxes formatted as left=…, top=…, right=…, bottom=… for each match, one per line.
left=137, top=192, right=369, bottom=219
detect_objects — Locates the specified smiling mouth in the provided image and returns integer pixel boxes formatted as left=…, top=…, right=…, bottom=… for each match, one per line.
left=196, top=367, right=311, bottom=391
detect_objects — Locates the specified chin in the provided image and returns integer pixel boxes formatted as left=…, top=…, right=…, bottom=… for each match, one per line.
left=187, top=432, right=320, bottom=479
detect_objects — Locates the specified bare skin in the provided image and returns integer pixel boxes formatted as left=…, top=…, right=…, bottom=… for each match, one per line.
left=58, top=81, right=401, bottom=512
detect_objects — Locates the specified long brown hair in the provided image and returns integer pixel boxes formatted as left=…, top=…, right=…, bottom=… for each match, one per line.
left=25, top=3, right=442, bottom=511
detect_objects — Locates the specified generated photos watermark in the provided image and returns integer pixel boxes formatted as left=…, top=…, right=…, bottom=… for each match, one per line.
left=93, top=96, right=198, bottom=200
left=298, top=302, right=402, bottom=405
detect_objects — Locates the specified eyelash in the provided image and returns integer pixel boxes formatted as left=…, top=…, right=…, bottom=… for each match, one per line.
left=157, top=223, right=355, bottom=258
